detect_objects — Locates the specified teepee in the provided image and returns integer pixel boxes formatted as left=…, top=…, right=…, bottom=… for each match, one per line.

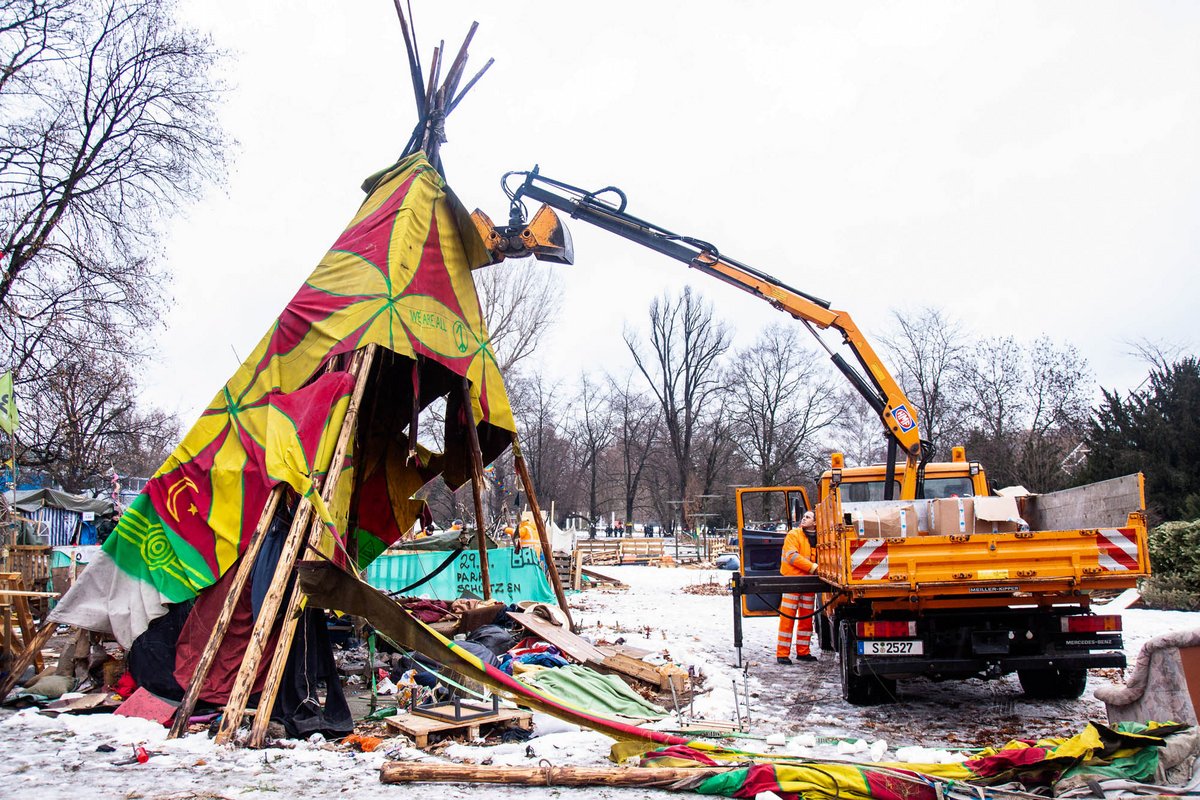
left=0, top=11, right=569, bottom=747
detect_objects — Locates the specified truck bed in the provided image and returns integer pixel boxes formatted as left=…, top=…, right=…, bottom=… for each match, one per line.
left=815, top=474, right=1149, bottom=602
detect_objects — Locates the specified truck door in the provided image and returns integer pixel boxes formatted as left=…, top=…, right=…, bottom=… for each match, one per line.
left=736, top=487, right=811, bottom=616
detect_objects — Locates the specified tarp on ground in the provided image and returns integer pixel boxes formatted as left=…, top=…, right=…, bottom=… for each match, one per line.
left=52, top=153, right=517, bottom=646
left=365, top=547, right=556, bottom=605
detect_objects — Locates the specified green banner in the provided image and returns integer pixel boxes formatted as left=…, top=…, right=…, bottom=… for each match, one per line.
left=365, top=546, right=556, bottom=605
left=0, top=370, right=17, bottom=435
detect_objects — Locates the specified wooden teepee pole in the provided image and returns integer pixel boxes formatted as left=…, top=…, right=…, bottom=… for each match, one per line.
left=512, top=436, right=572, bottom=630
left=380, top=761, right=726, bottom=787
left=215, top=345, right=376, bottom=745
left=166, top=486, right=283, bottom=738
left=462, top=376, right=491, bottom=600
left=245, top=340, right=375, bottom=749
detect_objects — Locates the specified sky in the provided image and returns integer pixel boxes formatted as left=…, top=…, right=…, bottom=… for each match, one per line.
left=146, top=1, right=1200, bottom=422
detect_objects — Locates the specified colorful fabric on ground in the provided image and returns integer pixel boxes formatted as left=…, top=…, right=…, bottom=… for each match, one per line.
left=53, top=152, right=515, bottom=644
left=640, top=721, right=1183, bottom=800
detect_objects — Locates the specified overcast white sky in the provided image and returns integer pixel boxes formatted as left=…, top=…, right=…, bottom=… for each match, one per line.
left=147, top=1, right=1199, bottom=421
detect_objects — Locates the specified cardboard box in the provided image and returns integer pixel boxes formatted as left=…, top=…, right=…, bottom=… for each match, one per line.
left=972, top=495, right=1026, bottom=534
left=929, top=497, right=975, bottom=536
left=854, top=504, right=919, bottom=538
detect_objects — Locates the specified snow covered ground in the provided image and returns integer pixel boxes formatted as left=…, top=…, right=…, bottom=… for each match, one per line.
left=1, top=565, right=1197, bottom=799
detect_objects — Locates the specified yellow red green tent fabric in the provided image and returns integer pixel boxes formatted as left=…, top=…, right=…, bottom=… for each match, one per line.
left=51, top=153, right=514, bottom=646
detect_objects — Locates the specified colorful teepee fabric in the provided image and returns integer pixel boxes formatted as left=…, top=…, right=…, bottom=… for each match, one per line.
left=53, top=153, right=514, bottom=645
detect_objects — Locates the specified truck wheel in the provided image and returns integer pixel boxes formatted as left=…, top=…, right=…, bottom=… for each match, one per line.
left=838, top=622, right=896, bottom=705
left=1018, top=668, right=1087, bottom=700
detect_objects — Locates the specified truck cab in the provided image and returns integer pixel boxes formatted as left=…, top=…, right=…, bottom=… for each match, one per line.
left=818, top=447, right=990, bottom=504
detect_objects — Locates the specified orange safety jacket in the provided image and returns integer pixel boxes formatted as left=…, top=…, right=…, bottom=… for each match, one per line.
left=780, top=528, right=818, bottom=576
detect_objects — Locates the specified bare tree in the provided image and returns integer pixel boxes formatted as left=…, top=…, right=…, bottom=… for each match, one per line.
left=727, top=323, right=840, bottom=487
left=1, top=0, right=227, bottom=486
left=474, top=258, right=564, bottom=376
left=21, top=353, right=179, bottom=492
left=958, top=336, right=1091, bottom=491
left=607, top=373, right=660, bottom=527
left=624, top=287, right=731, bottom=511
left=880, top=306, right=967, bottom=457
left=570, top=372, right=614, bottom=533
left=508, top=371, right=580, bottom=521
left=827, top=388, right=888, bottom=468
left=1124, top=337, right=1191, bottom=374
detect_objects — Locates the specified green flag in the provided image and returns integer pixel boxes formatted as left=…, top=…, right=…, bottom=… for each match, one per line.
left=0, top=371, right=18, bottom=435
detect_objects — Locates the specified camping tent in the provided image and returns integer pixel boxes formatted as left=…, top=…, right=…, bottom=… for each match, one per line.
left=13, top=488, right=114, bottom=546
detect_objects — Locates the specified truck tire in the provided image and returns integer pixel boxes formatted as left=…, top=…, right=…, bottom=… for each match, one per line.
left=838, top=621, right=896, bottom=705
left=1018, top=667, right=1087, bottom=700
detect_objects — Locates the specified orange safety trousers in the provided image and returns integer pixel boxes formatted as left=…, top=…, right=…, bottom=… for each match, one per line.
left=776, top=592, right=815, bottom=657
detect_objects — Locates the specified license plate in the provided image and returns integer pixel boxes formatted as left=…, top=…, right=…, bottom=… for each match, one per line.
left=857, top=639, right=923, bottom=656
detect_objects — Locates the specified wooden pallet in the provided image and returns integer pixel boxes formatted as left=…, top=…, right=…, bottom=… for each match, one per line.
left=384, top=706, right=532, bottom=749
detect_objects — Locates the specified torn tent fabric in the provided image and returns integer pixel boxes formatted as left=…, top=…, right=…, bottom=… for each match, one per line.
left=52, top=152, right=515, bottom=646
left=639, top=722, right=1188, bottom=800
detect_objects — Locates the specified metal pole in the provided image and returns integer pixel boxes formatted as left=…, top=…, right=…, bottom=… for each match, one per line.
left=512, top=438, right=573, bottom=630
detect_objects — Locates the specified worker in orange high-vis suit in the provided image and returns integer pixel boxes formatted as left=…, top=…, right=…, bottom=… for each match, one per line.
left=776, top=510, right=819, bottom=664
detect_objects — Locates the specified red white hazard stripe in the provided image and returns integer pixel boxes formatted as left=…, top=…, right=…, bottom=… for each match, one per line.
left=1095, top=528, right=1139, bottom=572
left=850, top=538, right=889, bottom=581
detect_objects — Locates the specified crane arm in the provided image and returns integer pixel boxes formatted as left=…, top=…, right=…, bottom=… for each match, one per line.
left=474, top=169, right=927, bottom=499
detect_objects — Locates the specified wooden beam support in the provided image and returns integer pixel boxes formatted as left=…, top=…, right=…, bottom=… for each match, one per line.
left=379, top=761, right=725, bottom=788
left=461, top=376, right=491, bottom=601
left=0, top=618, right=58, bottom=700
left=167, top=486, right=284, bottom=739
left=512, top=439, right=573, bottom=630
left=244, top=344, right=379, bottom=748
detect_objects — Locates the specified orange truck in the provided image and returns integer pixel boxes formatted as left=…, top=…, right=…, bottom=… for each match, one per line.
left=732, top=456, right=1148, bottom=704
left=472, top=168, right=1150, bottom=704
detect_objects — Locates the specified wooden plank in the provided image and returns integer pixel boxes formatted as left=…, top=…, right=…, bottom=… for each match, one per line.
left=571, top=551, right=583, bottom=591
left=580, top=567, right=625, bottom=587
left=462, top=375, right=492, bottom=601
left=12, top=591, right=42, bottom=672
left=505, top=611, right=605, bottom=664
left=384, top=706, right=532, bottom=749
left=0, top=618, right=58, bottom=699
left=596, top=643, right=651, bottom=659
left=380, top=762, right=726, bottom=787
left=585, top=651, right=661, bottom=687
